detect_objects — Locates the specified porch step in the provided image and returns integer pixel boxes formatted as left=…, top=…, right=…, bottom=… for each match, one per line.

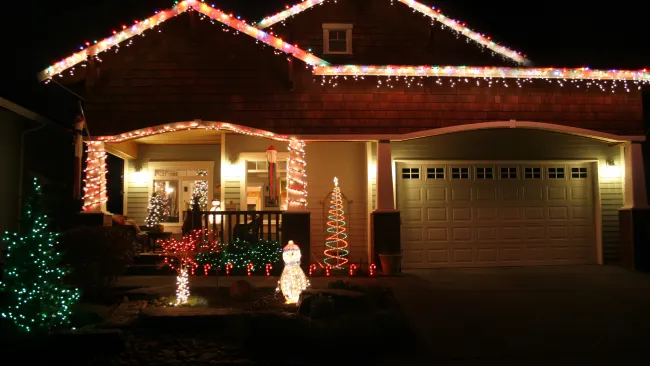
left=133, top=253, right=164, bottom=266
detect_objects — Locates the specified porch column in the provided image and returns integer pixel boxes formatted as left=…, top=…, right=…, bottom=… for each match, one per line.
left=82, top=141, right=108, bottom=213
left=284, top=139, right=311, bottom=271
left=619, top=141, right=650, bottom=271
left=372, top=140, right=401, bottom=272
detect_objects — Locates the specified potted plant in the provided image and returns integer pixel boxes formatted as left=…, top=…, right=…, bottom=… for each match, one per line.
left=378, top=251, right=402, bottom=275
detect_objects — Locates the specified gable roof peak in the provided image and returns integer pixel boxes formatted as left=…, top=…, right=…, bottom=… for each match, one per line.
left=257, top=0, right=530, bottom=66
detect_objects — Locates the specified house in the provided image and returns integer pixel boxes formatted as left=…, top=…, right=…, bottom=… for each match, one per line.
left=38, top=0, right=650, bottom=271
left=0, top=97, right=73, bottom=234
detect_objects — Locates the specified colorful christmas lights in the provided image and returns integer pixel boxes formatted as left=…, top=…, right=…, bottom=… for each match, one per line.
left=0, top=178, right=80, bottom=333
left=256, top=0, right=527, bottom=64
left=396, top=0, right=528, bottom=65
left=287, top=139, right=308, bottom=210
left=39, top=0, right=327, bottom=81
left=313, top=65, right=650, bottom=83
left=277, top=241, right=310, bottom=304
left=82, top=141, right=107, bottom=212
left=324, top=177, right=349, bottom=269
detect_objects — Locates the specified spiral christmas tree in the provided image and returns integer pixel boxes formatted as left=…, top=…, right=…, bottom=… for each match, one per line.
left=324, top=177, right=349, bottom=269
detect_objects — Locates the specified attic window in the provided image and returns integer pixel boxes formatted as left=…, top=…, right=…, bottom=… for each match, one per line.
left=323, top=23, right=353, bottom=55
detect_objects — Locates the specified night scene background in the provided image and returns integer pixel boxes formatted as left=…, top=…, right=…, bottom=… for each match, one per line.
left=1, top=0, right=649, bottom=127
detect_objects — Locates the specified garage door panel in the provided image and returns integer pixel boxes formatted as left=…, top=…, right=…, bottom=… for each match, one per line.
left=451, top=227, right=472, bottom=241
left=524, top=207, right=545, bottom=220
left=476, top=226, right=498, bottom=241
left=427, top=207, right=447, bottom=222
left=426, top=187, right=447, bottom=202
left=399, top=162, right=596, bottom=268
left=451, top=207, right=472, bottom=221
left=451, top=187, right=472, bottom=202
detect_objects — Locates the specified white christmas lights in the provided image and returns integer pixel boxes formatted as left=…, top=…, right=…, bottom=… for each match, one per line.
left=82, top=141, right=108, bottom=212
left=175, top=267, right=190, bottom=305
left=277, top=240, right=310, bottom=304
left=287, top=139, right=308, bottom=210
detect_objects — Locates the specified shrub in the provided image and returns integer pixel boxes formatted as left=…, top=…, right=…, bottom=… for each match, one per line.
left=58, top=225, right=137, bottom=297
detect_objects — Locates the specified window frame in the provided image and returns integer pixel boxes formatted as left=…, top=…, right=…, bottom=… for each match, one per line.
left=148, top=161, right=215, bottom=225
left=322, top=23, right=353, bottom=55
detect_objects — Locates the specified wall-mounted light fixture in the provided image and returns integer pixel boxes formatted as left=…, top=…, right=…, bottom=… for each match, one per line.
left=601, top=159, right=621, bottom=179
left=131, top=163, right=149, bottom=185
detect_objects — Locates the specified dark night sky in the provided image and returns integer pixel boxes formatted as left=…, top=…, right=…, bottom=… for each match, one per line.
left=2, top=0, right=648, bottom=125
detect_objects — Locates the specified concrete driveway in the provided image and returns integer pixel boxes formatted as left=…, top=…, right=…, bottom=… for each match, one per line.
left=395, top=265, right=650, bottom=365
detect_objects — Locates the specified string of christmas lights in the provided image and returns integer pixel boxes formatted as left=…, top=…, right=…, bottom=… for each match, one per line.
left=256, top=0, right=527, bottom=64
left=82, top=141, right=108, bottom=212
left=39, top=0, right=328, bottom=81
left=85, top=121, right=308, bottom=214
left=324, top=177, right=349, bottom=269
left=287, top=139, right=308, bottom=210
left=146, top=193, right=166, bottom=227
left=314, top=65, right=650, bottom=91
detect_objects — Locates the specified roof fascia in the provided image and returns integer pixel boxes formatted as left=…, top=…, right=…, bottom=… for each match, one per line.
left=38, top=0, right=328, bottom=82
left=257, top=0, right=529, bottom=65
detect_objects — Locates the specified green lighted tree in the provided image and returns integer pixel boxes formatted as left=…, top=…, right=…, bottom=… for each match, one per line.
left=0, top=177, right=80, bottom=333
left=146, top=192, right=166, bottom=227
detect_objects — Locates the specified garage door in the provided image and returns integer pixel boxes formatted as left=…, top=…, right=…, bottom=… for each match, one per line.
left=398, top=162, right=596, bottom=268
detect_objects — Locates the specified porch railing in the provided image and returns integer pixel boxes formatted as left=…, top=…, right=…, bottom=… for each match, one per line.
left=183, top=210, right=282, bottom=244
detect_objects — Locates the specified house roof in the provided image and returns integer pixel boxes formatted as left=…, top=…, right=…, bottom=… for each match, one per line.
left=257, top=0, right=530, bottom=66
left=38, top=0, right=328, bottom=82
left=37, top=0, right=650, bottom=86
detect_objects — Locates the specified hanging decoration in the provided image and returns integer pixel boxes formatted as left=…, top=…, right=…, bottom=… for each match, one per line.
left=324, top=177, right=349, bottom=270
left=0, top=177, right=80, bottom=333
left=287, top=139, right=308, bottom=210
left=265, top=145, right=279, bottom=207
left=277, top=241, right=310, bottom=304
left=82, top=141, right=107, bottom=212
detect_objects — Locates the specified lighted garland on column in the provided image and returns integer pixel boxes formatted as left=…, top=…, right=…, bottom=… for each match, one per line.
left=0, top=177, right=80, bottom=333
left=82, top=141, right=107, bottom=212
left=324, top=177, right=349, bottom=269
left=287, top=139, right=308, bottom=209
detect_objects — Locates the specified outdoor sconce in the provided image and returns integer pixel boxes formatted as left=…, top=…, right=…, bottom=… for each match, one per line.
left=601, top=160, right=621, bottom=179
left=131, top=164, right=149, bottom=185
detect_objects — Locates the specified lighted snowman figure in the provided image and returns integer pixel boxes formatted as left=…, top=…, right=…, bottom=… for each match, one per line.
left=208, top=200, right=221, bottom=225
left=277, top=240, right=310, bottom=304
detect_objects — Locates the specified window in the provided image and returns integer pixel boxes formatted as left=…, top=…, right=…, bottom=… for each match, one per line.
left=476, top=167, right=494, bottom=179
left=500, top=167, right=518, bottom=179
left=548, top=167, right=565, bottom=179
left=323, top=23, right=353, bottom=54
left=426, top=167, right=445, bottom=180
left=149, top=162, right=213, bottom=224
left=451, top=167, right=470, bottom=180
left=524, top=167, right=542, bottom=179
left=571, top=167, right=588, bottom=179
left=402, top=168, right=420, bottom=179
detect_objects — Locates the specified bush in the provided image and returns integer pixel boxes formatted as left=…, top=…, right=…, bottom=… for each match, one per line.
left=58, top=226, right=137, bottom=297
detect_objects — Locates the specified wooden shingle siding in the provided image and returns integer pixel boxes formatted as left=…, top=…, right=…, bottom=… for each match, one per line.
left=77, top=14, right=643, bottom=137
left=125, top=144, right=220, bottom=225
left=392, top=129, right=625, bottom=263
